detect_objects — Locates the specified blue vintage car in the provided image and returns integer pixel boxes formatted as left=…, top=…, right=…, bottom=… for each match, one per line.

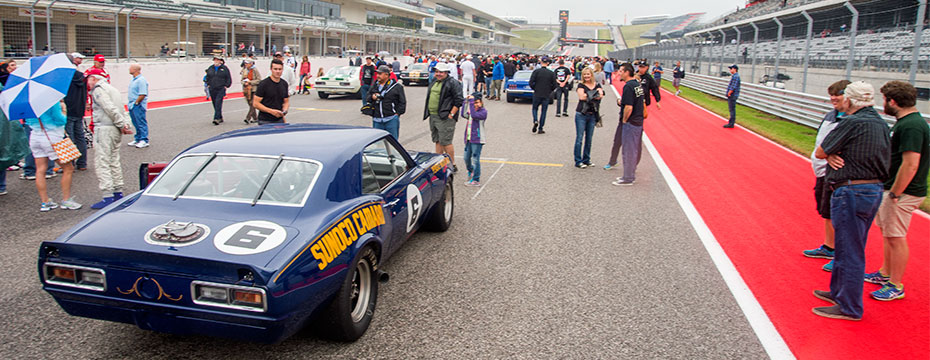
left=505, top=70, right=553, bottom=104
left=38, top=124, right=454, bottom=343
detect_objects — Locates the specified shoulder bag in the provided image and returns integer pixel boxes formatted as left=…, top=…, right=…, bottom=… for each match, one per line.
left=39, top=119, right=81, bottom=163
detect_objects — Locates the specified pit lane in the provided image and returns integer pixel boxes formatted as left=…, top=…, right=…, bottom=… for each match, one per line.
left=0, top=81, right=767, bottom=358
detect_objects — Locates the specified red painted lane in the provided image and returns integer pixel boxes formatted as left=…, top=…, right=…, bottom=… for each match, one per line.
left=147, top=92, right=244, bottom=110
left=614, top=80, right=929, bottom=358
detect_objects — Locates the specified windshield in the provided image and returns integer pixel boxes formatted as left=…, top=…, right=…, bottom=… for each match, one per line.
left=408, top=64, right=428, bottom=71
left=514, top=72, right=532, bottom=80
left=326, top=67, right=356, bottom=78
left=146, top=154, right=321, bottom=206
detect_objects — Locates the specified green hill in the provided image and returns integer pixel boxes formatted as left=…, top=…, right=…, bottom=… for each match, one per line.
left=513, top=29, right=554, bottom=50
left=619, top=23, right=656, bottom=48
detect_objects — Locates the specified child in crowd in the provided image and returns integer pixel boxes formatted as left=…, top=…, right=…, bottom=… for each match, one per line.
left=302, top=72, right=314, bottom=94
left=463, top=93, right=487, bottom=187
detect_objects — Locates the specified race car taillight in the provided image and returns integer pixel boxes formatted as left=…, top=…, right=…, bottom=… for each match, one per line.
left=191, top=281, right=266, bottom=312
left=339, top=82, right=351, bottom=86
left=43, top=263, right=107, bottom=292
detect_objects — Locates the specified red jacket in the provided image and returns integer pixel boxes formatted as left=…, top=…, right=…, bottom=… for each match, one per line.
left=300, top=61, right=311, bottom=75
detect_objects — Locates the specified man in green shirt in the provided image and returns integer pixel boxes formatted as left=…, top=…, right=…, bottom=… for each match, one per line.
left=422, top=63, right=463, bottom=171
left=867, top=81, right=930, bottom=301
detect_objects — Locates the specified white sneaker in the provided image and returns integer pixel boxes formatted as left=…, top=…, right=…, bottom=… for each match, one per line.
left=127, top=140, right=138, bottom=147
left=60, top=197, right=83, bottom=210
left=135, top=140, right=150, bottom=148
left=675, top=90, right=681, bottom=96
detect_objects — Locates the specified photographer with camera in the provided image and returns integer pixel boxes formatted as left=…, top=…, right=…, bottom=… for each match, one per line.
left=367, top=65, right=407, bottom=140
left=573, top=67, right=604, bottom=169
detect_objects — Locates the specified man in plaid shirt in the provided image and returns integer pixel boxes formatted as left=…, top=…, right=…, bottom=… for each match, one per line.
left=724, top=64, right=741, bottom=128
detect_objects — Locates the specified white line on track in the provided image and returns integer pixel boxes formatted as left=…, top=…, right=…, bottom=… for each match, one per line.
left=610, top=84, right=795, bottom=359
left=471, top=160, right=506, bottom=200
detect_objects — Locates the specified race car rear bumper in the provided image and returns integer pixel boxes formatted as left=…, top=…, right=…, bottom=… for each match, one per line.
left=46, top=287, right=299, bottom=344
left=316, top=86, right=360, bottom=94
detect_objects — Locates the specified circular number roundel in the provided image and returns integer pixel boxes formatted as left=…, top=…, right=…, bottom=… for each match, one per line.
left=406, top=184, right=423, bottom=233
left=213, top=220, right=287, bottom=255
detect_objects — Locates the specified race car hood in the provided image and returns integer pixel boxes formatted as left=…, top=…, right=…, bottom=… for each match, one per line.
left=54, top=196, right=308, bottom=274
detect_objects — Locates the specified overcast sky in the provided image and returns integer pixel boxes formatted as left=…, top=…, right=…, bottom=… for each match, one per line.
left=459, top=0, right=746, bottom=25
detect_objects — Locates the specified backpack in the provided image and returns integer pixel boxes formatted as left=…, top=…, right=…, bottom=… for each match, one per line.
left=681, top=69, right=686, bottom=79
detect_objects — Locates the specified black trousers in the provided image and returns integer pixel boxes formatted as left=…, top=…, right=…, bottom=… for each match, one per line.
left=210, top=87, right=226, bottom=120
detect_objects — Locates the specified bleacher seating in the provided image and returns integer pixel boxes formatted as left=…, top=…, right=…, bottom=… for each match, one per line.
left=641, top=13, right=705, bottom=39
left=698, top=0, right=823, bottom=30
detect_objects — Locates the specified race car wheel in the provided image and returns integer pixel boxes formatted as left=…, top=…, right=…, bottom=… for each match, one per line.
left=318, top=91, right=329, bottom=99
left=402, top=80, right=409, bottom=86
left=321, top=246, right=379, bottom=342
left=506, top=95, right=515, bottom=103
left=424, top=178, right=453, bottom=232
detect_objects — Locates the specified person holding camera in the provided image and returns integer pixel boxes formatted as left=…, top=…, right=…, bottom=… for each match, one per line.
left=368, top=65, right=406, bottom=140
left=574, top=67, right=604, bottom=169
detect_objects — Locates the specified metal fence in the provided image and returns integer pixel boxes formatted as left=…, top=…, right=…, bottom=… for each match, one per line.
left=1, top=0, right=522, bottom=62
left=612, top=0, right=930, bottom=96
left=680, top=72, right=930, bottom=129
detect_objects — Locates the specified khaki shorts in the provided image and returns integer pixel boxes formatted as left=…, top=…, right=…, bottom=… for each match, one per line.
left=429, top=113, right=456, bottom=146
left=875, top=190, right=925, bottom=237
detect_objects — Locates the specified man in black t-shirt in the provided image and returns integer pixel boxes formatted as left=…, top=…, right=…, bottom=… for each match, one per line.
left=253, top=59, right=290, bottom=125
left=613, top=63, right=645, bottom=186
left=360, top=58, right=377, bottom=107
left=553, top=60, right=573, bottom=117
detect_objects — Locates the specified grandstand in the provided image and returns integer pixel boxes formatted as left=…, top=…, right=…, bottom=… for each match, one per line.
left=631, top=14, right=670, bottom=25
left=640, top=13, right=705, bottom=39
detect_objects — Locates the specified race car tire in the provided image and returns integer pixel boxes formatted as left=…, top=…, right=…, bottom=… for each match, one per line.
left=402, top=80, right=409, bottom=86
left=354, top=89, right=363, bottom=99
left=506, top=95, right=515, bottom=103
left=318, top=92, right=329, bottom=99
left=424, top=178, right=453, bottom=232
left=320, top=245, right=379, bottom=342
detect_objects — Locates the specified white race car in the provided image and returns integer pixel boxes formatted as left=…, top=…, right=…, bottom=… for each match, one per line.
left=315, top=66, right=361, bottom=99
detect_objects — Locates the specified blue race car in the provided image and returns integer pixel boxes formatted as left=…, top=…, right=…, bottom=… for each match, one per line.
left=38, top=124, right=454, bottom=343
left=505, top=70, right=553, bottom=104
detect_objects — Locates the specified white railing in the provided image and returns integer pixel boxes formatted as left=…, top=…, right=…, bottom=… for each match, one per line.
left=680, top=73, right=930, bottom=128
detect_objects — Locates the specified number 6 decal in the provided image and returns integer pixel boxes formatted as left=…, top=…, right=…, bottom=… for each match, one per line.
left=406, top=184, right=423, bottom=233
left=214, top=220, right=287, bottom=255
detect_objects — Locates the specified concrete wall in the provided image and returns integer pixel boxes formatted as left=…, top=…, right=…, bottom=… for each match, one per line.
left=96, top=56, right=415, bottom=104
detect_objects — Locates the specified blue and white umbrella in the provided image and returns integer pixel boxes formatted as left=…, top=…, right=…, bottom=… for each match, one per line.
left=0, top=53, right=76, bottom=120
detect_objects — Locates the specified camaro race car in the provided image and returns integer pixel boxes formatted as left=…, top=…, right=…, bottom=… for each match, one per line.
left=38, top=124, right=454, bottom=343
left=315, top=66, right=362, bottom=99
left=505, top=70, right=552, bottom=104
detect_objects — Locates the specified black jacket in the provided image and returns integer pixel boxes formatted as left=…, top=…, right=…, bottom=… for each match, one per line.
left=504, top=61, right=516, bottom=77
left=63, top=70, right=86, bottom=118
left=422, top=77, right=464, bottom=121
left=639, top=72, right=661, bottom=106
left=205, top=64, right=232, bottom=89
left=529, top=67, right=557, bottom=99
left=368, top=79, right=407, bottom=118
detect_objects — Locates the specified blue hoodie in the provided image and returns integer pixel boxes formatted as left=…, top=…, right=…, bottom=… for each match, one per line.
left=492, top=61, right=505, bottom=80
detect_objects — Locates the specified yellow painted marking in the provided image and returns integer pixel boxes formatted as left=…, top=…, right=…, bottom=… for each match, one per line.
left=479, top=159, right=564, bottom=167
left=292, top=107, right=341, bottom=112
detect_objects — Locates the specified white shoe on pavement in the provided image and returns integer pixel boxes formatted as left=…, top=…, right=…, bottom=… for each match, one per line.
left=135, top=140, right=149, bottom=149
left=127, top=140, right=138, bottom=147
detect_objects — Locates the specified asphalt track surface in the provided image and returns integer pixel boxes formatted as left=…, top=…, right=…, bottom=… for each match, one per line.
left=0, top=82, right=767, bottom=358
left=563, top=26, right=600, bottom=57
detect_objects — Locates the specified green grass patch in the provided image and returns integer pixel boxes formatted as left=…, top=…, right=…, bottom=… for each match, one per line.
left=665, top=81, right=930, bottom=211
left=618, top=24, right=656, bottom=48
left=597, top=28, right=611, bottom=56
left=512, top=30, right=554, bottom=50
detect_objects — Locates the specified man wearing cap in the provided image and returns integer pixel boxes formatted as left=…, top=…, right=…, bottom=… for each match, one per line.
left=205, top=56, right=232, bottom=125
left=126, top=64, right=149, bottom=149
left=368, top=65, right=406, bottom=140
left=460, top=55, right=476, bottom=97
left=83, top=54, right=110, bottom=82
left=87, top=72, right=133, bottom=209
left=529, top=58, right=557, bottom=134
left=240, top=59, right=261, bottom=124
left=637, top=62, right=661, bottom=110
left=812, top=81, right=890, bottom=321
left=723, top=64, right=740, bottom=128
left=491, top=57, right=505, bottom=101
left=423, top=63, right=463, bottom=171
left=63, top=53, right=88, bottom=170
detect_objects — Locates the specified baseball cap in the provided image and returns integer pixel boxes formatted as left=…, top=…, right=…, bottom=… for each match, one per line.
left=94, top=54, right=105, bottom=62
left=376, top=65, right=392, bottom=73
left=71, top=52, right=85, bottom=59
left=728, top=64, right=739, bottom=70
left=844, top=81, right=875, bottom=105
left=637, top=62, right=649, bottom=67
left=434, top=63, right=451, bottom=73
left=274, top=52, right=283, bottom=57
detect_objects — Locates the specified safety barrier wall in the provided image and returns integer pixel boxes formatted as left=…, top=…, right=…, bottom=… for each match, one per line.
left=679, top=72, right=930, bottom=128
left=93, top=56, right=415, bottom=103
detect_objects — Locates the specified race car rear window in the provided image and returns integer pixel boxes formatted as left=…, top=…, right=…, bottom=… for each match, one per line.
left=146, top=154, right=320, bottom=206
left=514, top=72, right=532, bottom=80
left=326, top=67, right=355, bottom=77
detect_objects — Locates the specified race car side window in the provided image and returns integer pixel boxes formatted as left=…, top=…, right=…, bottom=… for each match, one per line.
left=362, top=138, right=409, bottom=190
left=360, top=155, right=381, bottom=194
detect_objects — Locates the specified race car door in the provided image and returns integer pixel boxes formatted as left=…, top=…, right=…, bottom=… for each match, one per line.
left=361, top=137, right=431, bottom=257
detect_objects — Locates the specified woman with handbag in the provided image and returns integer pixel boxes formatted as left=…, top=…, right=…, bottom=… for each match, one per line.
left=573, top=67, right=603, bottom=169
left=24, top=101, right=81, bottom=211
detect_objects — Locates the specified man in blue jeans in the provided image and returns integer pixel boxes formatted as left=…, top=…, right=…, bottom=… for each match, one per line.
left=723, top=64, right=740, bottom=128
left=612, top=63, right=645, bottom=186
left=812, top=81, right=890, bottom=321
left=63, top=53, right=88, bottom=170
left=127, top=64, right=149, bottom=148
